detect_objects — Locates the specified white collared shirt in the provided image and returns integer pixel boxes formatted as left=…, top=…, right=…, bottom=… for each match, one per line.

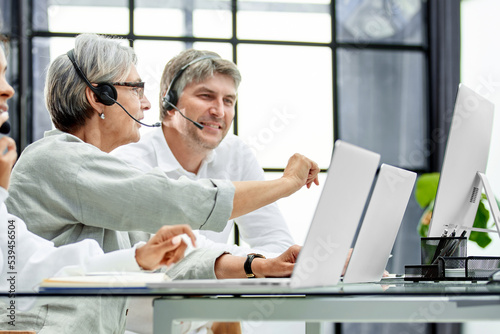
left=112, top=128, right=294, bottom=257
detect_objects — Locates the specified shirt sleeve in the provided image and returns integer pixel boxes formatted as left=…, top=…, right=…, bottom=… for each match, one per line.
left=165, top=248, right=228, bottom=280
left=75, top=152, right=234, bottom=234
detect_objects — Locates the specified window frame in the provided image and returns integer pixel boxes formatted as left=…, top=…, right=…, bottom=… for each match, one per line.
left=4, top=0, right=441, bottom=256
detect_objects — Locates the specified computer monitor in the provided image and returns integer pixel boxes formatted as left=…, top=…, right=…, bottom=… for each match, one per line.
left=427, top=84, right=495, bottom=237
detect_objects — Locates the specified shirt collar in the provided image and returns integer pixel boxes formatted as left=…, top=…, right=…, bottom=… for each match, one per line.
left=44, top=128, right=79, bottom=140
left=150, top=127, right=183, bottom=173
left=153, top=127, right=218, bottom=176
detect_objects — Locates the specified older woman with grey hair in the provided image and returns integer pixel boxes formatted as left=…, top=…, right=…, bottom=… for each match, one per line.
left=4, top=33, right=317, bottom=333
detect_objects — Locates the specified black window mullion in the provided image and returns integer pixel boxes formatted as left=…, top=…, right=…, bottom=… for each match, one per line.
left=232, top=0, right=239, bottom=245
left=184, top=0, right=194, bottom=50
left=232, top=0, right=238, bottom=137
left=331, top=1, right=338, bottom=143
left=18, top=0, right=32, bottom=151
left=128, top=0, right=134, bottom=47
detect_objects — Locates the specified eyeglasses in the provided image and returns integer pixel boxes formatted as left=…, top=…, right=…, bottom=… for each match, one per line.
left=112, top=81, right=145, bottom=99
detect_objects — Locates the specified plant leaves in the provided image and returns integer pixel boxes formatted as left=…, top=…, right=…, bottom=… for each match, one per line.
left=469, top=230, right=492, bottom=248
left=473, top=201, right=490, bottom=228
left=470, top=201, right=492, bottom=248
left=415, top=173, right=440, bottom=208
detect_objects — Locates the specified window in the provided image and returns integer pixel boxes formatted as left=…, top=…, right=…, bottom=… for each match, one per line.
left=4, top=0, right=429, bottom=247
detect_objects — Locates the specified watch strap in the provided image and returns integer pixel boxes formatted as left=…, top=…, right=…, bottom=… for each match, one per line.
left=244, top=253, right=266, bottom=278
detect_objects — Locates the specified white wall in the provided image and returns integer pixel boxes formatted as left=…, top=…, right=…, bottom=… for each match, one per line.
left=461, top=1, right=500, bottom=333
left=461, top=0, right=500, bottom=256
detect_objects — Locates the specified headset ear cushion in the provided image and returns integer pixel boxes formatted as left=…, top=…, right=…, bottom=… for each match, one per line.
left=165, top=90, right=178, bottom=110
left=96, top=83, right=117, bottom=106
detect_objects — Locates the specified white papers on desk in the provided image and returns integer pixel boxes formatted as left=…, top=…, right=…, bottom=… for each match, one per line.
left=40, top=272, right=170, bottom=289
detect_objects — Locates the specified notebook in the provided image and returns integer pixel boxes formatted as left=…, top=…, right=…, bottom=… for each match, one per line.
left=40, top=272, right=169, bottom=289
left=149, top=140, right=381, bottom=289
left=342, top=164, right=416, bottom=283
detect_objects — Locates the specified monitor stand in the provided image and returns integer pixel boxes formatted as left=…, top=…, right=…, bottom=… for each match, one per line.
left=446, top=172, right=500, bottom=239
left=477, top=172, right=500, bottom=239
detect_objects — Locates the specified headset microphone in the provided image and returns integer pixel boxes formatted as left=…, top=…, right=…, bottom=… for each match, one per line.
left=162, top=98, right=204, bottom=130
left=111, top=98, right=161, bottom=128
left=0, top=121, right=10, bottom=134
left=0, top=121, right=11, bottom=154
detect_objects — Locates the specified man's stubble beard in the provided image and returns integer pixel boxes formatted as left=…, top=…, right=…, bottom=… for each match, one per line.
left=184, top=121, right=225, bottom=153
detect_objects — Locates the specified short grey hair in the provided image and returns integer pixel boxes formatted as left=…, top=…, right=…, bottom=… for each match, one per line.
left=159, top=49, right=241, bottom=120
left=45, top=33, right=137, bottom=133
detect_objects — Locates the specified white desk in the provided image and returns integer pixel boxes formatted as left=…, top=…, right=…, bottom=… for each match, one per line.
left=28, top=278, right=500, bottom=333
left=150, top=280, right=500, bottom=334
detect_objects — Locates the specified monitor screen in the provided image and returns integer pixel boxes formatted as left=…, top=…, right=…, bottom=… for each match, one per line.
left=427, top=84, right=495, bottom=237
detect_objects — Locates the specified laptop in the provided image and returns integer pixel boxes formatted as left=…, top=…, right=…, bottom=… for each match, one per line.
left=149, top=140, right=380, bottom=289
left=342, top=164, right=416, bottom=283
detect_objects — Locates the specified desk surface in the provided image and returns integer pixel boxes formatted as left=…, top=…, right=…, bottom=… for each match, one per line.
left=7, top=278, right=500, bottom=297
left=147, top=280, right=500, bottom=334
left=4, top=279, right=500, bottom=334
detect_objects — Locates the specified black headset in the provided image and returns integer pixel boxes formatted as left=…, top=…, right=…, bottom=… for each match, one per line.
left=66, top=49, right=118, bottom=106
left=66, top=49, right=161, bottom=128
left=162, top=55, right=218, bottom=111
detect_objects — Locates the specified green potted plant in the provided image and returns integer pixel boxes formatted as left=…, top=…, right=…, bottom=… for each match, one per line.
left=415, top=173, right=497, bottom=248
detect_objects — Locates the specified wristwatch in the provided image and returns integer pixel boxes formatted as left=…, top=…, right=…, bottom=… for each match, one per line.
left=244, top=253, right=266, bottom=278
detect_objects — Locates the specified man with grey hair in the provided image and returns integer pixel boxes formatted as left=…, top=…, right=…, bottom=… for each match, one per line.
left=113, top=49, right=294, bottom=259
left=112, top=50, right=296, bottom=334
left=111, top=49, right=293, bottom=331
